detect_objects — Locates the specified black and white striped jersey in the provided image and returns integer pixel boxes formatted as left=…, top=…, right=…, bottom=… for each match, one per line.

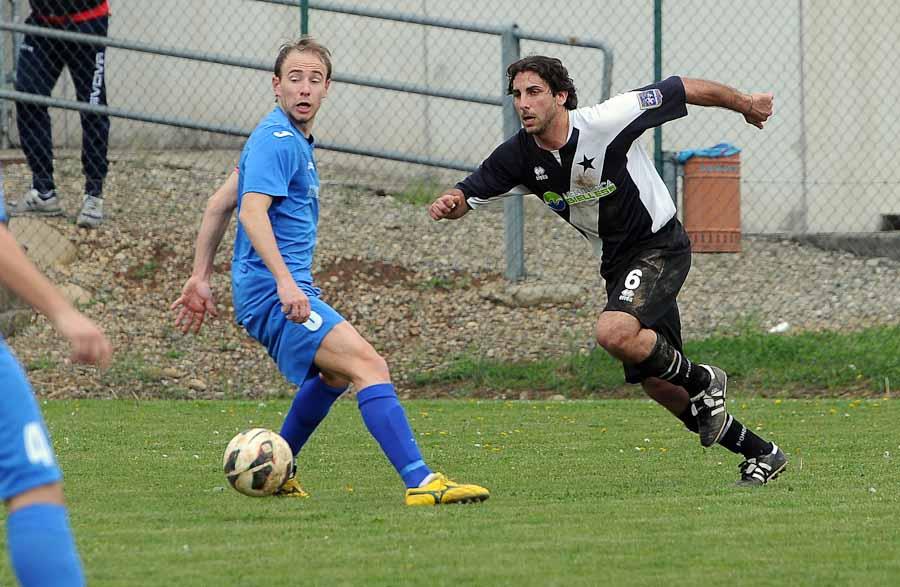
left=457, top=75, right=691, bottom=279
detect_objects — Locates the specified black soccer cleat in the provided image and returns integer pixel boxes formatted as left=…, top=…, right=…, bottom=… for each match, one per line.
left=736, top=445, right=788, bottom=487
left=690, top=365, right=728, bottom=447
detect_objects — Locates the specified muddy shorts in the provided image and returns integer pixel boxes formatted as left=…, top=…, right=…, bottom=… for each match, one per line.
left=603, top=245, right=692, bottom=384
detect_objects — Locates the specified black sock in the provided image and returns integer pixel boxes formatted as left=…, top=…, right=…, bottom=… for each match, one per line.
left=636, top=334, right=710, bottom=395
left=716, top=415, right=773, bottom=459
left=677, top=407, right=772, bottom=459
left=676, top=405, right=699, bottom=434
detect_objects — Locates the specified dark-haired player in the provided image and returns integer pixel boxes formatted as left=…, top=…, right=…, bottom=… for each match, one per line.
left=430, top=55, right=785, bottom=486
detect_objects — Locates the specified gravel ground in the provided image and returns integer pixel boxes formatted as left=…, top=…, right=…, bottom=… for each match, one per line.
left=6, top=151, right=900, bottom=399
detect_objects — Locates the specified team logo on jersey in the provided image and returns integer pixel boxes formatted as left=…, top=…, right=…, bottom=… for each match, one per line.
left=577, top=154, right=595, bottom=172
left=534, top=166, right=548, bottom=181
left=273, top=130, right=294, bottom=138
left=542, top=191, right=567, bottom=211
left=638, top=89, right=663, bottom=110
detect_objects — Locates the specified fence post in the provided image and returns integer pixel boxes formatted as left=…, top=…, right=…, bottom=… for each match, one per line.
left=501, top=23, right=524, bottom=281
left=0, top=0, right=9, bottom=148
left=299, top=0, right=309, bottom=34
left=653, top=0, right=663, bottom=175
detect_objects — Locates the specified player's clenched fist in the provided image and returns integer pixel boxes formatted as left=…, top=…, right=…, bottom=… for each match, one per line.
left=429, top=190, right=468, bottom=221
left=744, top=92, right=774, bottom=129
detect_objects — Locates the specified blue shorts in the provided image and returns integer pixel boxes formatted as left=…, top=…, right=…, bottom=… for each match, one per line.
left=233, top=272, right=344, bottom=387
left=0, top=343, right=62, bottom=500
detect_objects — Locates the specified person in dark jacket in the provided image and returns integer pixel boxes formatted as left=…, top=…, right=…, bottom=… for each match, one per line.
left=14, top=0, right=110, bottom=228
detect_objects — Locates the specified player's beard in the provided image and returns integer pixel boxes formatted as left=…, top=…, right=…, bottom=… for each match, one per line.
left=523, top=107, right=558, bottom=137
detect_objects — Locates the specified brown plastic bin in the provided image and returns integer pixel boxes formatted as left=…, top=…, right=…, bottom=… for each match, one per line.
left=681, top=154, right=741, bottom=252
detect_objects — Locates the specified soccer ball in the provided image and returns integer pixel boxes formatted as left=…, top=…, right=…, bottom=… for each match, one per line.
left=222, top=428, right=293, bottom=497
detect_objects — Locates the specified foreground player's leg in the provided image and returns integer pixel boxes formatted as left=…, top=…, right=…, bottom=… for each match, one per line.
left=636, top=333, right=727, bottom=447
left=275, top=374, right=348, bottom=498
left=280, top=374, right=347, bottom=454
left=8, top=498, right=84, bottom=587
left=645, top=378, right=788, bottom=485
left=356, top=383, right=489, bottom=505
left=315, top=322, right=489, bottom=505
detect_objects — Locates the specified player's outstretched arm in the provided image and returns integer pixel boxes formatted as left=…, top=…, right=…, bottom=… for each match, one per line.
left=681, top=77, right=774, bottom=129
left=429, top=188, right=469, bottom=221
left=172, top=170, right=239, bottom=334
left=0, top=225, right=112, bottom=367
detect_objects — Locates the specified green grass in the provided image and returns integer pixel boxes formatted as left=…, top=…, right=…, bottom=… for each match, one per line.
left=25, top=355, right=57, bottom=372
left=394, top=177, right=444, bottom=206
left=413, top=325, right=900, bottom=396
left=1, top=399, right=899, bottom=586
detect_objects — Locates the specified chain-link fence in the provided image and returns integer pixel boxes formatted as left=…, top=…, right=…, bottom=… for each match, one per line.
left=5, top=2, right=899, bottom=230
left=0, top=1, right=897, bottom=396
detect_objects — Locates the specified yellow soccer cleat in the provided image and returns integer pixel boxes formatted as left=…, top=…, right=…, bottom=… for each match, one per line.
left=274, top=476, right=310, bottom=498
left=405, top=473, right=490, bottom=506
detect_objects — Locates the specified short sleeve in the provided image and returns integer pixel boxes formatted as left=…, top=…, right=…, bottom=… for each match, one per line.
left=240, top=130, right=300, bottom=199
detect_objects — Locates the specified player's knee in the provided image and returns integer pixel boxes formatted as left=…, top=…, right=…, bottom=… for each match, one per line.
left=362, top=352, right=391, bottom=382
left=594, top=321, right=632, bottom=355
left=346, top=344, right=390, bottom=383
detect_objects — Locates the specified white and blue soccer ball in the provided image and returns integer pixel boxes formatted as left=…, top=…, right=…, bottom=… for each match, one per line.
left=223, top=428, right=293, bottom=497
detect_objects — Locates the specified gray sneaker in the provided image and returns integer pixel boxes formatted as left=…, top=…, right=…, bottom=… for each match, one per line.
left=76, top=194, right=104, bottom=228
left=15, top=188, right=63, bottom=216
left=737, top=445, right=788, bottom=487
left=690, top=364, right=728, bottom=447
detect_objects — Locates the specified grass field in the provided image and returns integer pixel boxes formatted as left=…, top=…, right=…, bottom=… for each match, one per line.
left=413, top=325, right=900, bottom=397
left=1, top=398, right=898, bottom=586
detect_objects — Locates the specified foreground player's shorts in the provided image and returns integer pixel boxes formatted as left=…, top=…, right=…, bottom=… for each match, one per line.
left=0, top=342, right=62, bottom=499
left=235, top=276, right=344, bottom=386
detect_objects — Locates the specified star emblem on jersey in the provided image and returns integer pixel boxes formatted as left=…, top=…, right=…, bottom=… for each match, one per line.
left=577, top=155, right=595, bottom=172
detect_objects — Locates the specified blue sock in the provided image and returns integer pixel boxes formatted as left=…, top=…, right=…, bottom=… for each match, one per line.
left=280, top=376, right=347, bottom=455
left=7, top=503, right=85, bottom=587
left=357, top=383, right=431, bottom=487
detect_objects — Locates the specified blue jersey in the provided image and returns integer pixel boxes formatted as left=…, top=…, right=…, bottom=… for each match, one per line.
left=230, top=107, right=343, bottom=386
left=232, top=107, right=320, bottom=317
left=234, top=106, right=320, bottom=279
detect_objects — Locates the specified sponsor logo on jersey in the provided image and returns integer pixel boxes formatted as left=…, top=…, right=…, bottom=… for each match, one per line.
left=273, top=130, right=294, bottom=138
left=542, top=191, right=567, bottom=211
left=307, top=161, right=316, bottom=171
left=534, top=166, right=548, bottom=181
left=543, top=180, right=617, bottom=211
left=638, top=89, right=663, bottom=110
